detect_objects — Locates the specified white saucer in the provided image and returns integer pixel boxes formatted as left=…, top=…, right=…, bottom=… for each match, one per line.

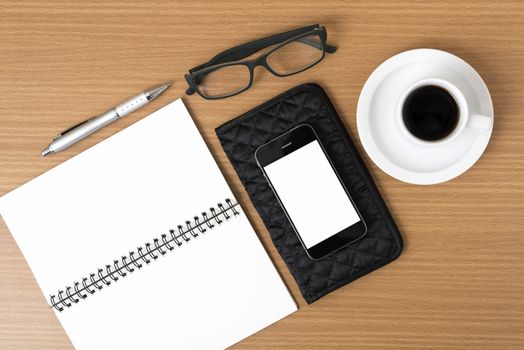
left=356, top=49, right=493, bottom=185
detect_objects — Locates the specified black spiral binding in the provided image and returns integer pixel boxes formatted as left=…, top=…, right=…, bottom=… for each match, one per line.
left=50, top=198, right=240, bottom=312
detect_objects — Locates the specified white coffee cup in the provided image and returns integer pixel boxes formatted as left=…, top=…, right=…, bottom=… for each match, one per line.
left=397, top=78, right=492, bottom=146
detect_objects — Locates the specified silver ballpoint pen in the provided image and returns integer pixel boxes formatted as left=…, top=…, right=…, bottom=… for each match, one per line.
left=41, top=82, right=172, bottom=156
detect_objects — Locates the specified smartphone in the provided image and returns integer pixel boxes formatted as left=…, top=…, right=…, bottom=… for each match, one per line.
left=255, top=124, right=367, bottom=260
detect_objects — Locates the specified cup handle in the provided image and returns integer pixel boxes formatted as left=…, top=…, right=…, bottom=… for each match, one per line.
left=468, top=113, right=492, bottom=130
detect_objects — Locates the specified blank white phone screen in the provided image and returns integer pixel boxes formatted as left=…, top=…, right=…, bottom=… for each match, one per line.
left=264, top=140, right=360, bottom=248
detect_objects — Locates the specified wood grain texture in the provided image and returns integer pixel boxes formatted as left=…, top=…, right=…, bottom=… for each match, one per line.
left=1, top=1, right=523, bottom=349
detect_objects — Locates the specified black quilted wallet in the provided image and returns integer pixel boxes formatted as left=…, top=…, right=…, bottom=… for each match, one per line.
left=216, top=83, right=403, bottom=303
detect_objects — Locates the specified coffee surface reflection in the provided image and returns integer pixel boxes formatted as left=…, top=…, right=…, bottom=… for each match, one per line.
left=402, top=85, right=459, bottom=141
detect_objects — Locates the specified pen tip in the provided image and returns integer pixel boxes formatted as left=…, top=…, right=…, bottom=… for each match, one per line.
left=41, top=148, right=51, bottom=157
left=145, top=82, right=172, bottom=101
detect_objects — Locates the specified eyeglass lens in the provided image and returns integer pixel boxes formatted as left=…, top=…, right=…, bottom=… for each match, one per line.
left=197, top=64, right=251, bottom=98
left=266, top=34, right=324, bottom=75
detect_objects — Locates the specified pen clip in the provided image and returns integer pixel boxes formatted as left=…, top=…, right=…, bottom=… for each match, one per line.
left=53, top=118, right=93, bottom=140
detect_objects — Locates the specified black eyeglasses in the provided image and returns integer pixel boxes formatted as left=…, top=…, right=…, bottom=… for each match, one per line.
left=184, top=24, right=337, bottom=99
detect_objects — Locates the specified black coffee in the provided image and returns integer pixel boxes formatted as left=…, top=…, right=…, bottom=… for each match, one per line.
left=402, top=85, right=459, bottom=141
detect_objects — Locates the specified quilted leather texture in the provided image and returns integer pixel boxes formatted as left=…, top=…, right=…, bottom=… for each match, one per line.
left=216, top=84, right=403, bottom=303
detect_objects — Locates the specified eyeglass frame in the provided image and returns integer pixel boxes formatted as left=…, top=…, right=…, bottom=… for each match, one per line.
left=184, top=24, right=337, bottom=99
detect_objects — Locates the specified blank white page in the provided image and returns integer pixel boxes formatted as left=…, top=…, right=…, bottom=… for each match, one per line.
left=0, top=99, right=296, bottom=350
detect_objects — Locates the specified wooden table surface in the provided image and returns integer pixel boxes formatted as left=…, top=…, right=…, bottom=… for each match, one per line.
left=1, top=1, right=523, bottom=349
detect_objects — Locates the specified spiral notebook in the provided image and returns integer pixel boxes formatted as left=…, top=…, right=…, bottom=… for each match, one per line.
left=0, top=99, right=296, bottom=349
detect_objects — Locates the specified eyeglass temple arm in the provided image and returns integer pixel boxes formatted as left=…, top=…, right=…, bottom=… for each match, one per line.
left=297, top=37, right=337, bottom=53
